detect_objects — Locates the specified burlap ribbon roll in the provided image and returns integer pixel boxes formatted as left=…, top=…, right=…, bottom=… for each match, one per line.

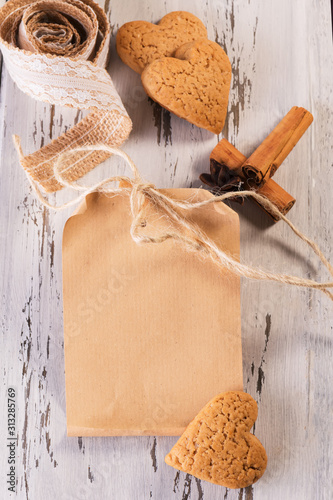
left=0, top=0, right=132, bottom=192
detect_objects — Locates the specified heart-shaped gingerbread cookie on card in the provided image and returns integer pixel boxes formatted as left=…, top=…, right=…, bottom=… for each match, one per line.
left=116, top=11, right=207, bottom=74
left=165, top=391, right=267, bottom=489
left=141, top=38, right=232, bottom=134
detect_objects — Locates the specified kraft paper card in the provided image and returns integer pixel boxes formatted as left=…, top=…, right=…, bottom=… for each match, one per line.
left=62, top=188, right=243, bottom=436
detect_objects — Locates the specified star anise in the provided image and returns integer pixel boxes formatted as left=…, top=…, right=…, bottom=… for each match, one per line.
left=200, top=159, right=245, bottom=204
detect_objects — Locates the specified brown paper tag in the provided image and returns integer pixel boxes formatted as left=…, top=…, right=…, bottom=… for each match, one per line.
left=62, top=188, right=243, bottom=436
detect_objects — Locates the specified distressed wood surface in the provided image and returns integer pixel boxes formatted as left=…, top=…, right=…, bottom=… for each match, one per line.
left=0, top=0, right=332, bottom=499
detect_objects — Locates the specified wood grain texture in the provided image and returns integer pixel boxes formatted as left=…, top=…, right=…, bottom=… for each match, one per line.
left=0, top=0, right=332, bottom=499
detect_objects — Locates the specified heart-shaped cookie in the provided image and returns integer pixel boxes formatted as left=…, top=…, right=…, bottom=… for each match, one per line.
left=116, top=11, right=207, bottom=74
left=165, top=391, right=267, bottom=489
left=141, top=38, right=232, bottom=134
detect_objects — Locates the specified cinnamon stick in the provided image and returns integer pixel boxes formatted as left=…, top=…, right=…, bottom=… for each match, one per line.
left=257, top=179, right=295, bottom=218
left=209, top=139, right=296, bottom=220
left=210, top=138, right=244, bottom=175
left=241, top=106, right=313, bottom=187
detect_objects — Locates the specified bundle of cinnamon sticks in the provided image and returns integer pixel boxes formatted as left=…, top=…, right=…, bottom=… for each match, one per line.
left=200, top=106, right=313, bottom=220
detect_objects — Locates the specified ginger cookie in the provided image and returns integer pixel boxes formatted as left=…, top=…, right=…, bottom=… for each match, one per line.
left=165, top=391, right=267, bottom=489
left=141, top=38, right=232, bottom=134
left=116, top=11, right=207, bottom=74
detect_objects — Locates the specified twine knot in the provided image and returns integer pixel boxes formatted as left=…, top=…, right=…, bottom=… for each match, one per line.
left=13, top=138, right=333, bottom=302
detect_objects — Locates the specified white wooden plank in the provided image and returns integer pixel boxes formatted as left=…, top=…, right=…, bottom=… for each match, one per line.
left=0, top=0, right=332, bottom=499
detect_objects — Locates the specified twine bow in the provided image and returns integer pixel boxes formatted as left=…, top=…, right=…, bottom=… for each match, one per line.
left=13, top=137, right=333, bottom=301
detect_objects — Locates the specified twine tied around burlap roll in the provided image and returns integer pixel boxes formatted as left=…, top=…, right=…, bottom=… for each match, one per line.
left=13, top=137, right=333, bottom=302
left=0, top=0, right=132, bottom=192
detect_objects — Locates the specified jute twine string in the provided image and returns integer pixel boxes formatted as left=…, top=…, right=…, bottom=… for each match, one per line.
left=13, top=137, right=333, bottom=301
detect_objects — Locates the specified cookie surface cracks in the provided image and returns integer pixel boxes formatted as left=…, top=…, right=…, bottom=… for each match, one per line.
left=165, top=391, right=267, bottom=489
left=116, top=11, right=207, bottom=74
left=141, top=38, right=232, bottom=134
